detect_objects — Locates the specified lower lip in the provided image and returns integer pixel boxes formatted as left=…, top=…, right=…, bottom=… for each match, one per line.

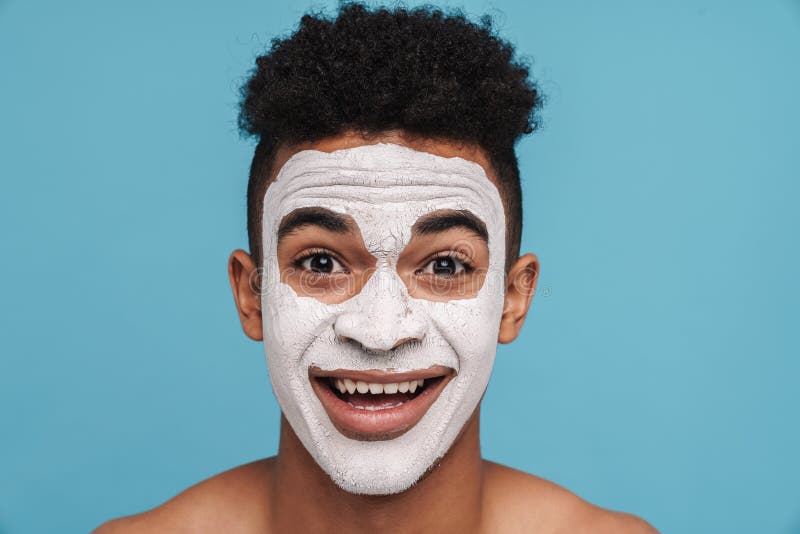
left=310, top=374, right=452, bottom=441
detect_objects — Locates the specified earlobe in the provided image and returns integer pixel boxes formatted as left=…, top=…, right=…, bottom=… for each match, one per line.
left=497, top=253, right=539, bottom=344
left=228, top=249, right=264, bottom=341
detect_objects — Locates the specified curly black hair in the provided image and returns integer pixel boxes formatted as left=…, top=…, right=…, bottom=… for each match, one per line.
left=238, top=1, right=543, bottom=270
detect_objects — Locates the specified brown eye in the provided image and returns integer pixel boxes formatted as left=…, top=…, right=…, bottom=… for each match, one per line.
left=418, top=255, right=470, bottom=278
left=299, top=253, right=345, bottom=274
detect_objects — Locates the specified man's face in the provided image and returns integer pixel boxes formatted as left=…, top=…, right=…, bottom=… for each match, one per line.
left=259, top=139, right=508, bottom=495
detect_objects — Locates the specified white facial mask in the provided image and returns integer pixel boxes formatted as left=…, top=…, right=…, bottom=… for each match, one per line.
left=260, top=142, right=507, bottom=495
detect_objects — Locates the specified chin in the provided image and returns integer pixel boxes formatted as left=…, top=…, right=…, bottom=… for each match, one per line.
left=279, top=363, right=489, bottom=496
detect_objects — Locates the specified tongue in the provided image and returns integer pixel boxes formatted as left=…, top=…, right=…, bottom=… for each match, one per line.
left=343, top=392, right=413, bottom=409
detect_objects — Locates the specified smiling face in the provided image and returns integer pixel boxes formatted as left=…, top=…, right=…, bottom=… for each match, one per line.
left=256, top=141, right=508, bottom=495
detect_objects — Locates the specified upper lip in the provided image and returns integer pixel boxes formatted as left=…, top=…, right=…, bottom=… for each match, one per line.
left=308, top=365, right=454, bottom=383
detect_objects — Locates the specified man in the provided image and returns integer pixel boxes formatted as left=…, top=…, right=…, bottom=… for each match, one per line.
left=97, top=3, right=657, bottom=532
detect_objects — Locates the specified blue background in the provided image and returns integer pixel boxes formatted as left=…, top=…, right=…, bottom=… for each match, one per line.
left=1, top=1, right=798, bottom=532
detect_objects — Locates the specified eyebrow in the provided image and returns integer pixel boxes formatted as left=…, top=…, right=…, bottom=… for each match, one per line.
left=277, top=207, right=355, bottom=241
left=411, top=210, right=488, bottom=243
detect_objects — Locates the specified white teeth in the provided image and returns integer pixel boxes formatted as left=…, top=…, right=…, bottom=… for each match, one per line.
left=349, top=402, right=404, bottom=411
left=344, top=378, right=356, bottom=394
left=333, top=377, right=429, bottom=395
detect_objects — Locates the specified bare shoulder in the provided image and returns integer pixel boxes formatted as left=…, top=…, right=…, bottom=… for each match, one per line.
left=93, top=458, right=274, bottom=534
left=482, top=461, right=659, bottom=534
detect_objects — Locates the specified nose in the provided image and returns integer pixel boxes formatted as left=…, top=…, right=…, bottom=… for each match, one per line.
left=333, top=267, right=427, bottom=352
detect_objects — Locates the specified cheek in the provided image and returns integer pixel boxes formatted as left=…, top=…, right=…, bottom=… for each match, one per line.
left=282, top=271, right=362, bottom=305
left=423, top=294, right=504, bottom=368
left=262, top=283, right=340, bottom=368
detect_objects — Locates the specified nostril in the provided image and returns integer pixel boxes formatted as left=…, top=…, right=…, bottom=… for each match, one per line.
left=335, top=333, right=385, bottom=354
left=390, top=337, right=420, bottom=350
left=336, top=334, right=363, bottom=349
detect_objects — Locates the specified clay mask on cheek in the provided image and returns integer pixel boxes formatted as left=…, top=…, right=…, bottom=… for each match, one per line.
left=260, top=143, right=507, bottom=495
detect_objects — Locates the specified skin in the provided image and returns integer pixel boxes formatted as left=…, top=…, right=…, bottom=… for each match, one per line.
left=95, top=130, right=658, bottom=534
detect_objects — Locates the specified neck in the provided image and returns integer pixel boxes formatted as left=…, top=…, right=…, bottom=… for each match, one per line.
left=269, top=409, right=485, bottom=534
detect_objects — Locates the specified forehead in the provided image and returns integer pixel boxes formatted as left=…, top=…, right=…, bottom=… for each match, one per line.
left=260, top=143, right=508, bottom=281
left=264, top=143, right=503, bottom=225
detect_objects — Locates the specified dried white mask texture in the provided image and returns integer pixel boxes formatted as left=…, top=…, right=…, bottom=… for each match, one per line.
left=261, top=142, right=507, bottom=494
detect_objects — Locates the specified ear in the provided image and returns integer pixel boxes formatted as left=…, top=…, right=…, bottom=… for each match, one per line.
left=498, top=253, right=539, bottom=344
left=228, top=249, right=263, bottom=341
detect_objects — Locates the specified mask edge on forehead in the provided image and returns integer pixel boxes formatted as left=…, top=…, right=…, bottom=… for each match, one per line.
left=271, top=142, right=496, bottom=189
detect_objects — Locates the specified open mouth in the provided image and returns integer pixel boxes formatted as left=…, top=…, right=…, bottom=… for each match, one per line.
left=308, top=366, right=455, bottom=441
